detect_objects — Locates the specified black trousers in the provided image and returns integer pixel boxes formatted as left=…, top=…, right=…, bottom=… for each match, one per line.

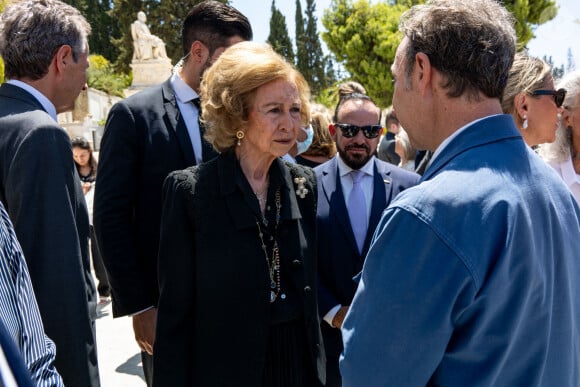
left=142, top=351, right=153, bottom=386
left=90, top=226, right=110, bottom=297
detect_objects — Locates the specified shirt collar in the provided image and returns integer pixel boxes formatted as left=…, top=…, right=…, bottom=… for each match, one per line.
left=336, top=154, right=375, bottom=178
left=7, top=79, right=58, bottom=121
left=427, top=114, right=503, bottom=170
left=170, top=70, right=199, bottom=104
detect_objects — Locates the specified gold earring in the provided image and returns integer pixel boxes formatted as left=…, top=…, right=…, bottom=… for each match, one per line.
left=236, top=130, right=244, bottom=146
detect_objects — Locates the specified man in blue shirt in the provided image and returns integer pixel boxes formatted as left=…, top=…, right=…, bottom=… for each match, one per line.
left=340, top=0, right=580, bottom=385
left=0, top=201, right=63, bottom=387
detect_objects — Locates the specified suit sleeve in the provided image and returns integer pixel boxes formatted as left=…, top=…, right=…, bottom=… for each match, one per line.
left=94, top=102, right=151, bottom=316
left=339, top=207, right=474, bottom=386
left=4, top=125, right=96, bottom=386
left=153, top=171, right=196, bottom=386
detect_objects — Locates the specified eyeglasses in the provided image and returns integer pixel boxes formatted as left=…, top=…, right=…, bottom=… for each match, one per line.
left=335, top=123, right=383, bottom=139
left=530, top=88, right=567, bottom=108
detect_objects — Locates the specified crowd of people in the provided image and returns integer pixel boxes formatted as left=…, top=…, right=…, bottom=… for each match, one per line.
left=0, top=0, right=579, bottom=386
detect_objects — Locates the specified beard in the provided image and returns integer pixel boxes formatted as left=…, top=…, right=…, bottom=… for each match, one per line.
left=337, top=142, right=373, bottom=170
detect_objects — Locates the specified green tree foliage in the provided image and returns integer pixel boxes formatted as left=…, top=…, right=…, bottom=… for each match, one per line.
left=110, top=0, right=226, bottom=74
left=322, top=0, right=408, bottom=106
left=86, top=0, right=119, bottom=61
left=268, top=0, right=295, bottom=63
left=61, top=0, right=120, bottom=61
left=323, top=0, right=558, bottom=107
left=295, top=0, right=307, bottom=73
left=0, top=0, right=5, bottom=84
left=56, top=0, right=121, bottom=61
left=109, top=0, right=154, bottom=73
left=503, top=0, right=557, bottom=49
left=87, top=55, right=131, bottom=97
left=543, top=56, right=564, bottom=81
left=147, top=0, right=216, bottom=63
left=302, top=0, right=333, bottom=95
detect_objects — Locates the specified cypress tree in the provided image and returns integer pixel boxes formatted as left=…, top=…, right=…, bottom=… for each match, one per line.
left=267, top=0, right=295, bottom=63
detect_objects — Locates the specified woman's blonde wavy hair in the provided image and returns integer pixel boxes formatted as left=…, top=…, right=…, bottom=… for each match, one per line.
left=200, top=41, right=311, bottom=152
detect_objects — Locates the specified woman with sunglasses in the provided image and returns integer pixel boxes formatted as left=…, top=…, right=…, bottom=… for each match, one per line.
left=502, top=53, right=565, bottom=147
left=539, top=71, right=580, bottom=204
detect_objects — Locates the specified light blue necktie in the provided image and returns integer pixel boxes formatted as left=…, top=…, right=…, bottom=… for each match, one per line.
left=347, top=170, right=367, bottom=254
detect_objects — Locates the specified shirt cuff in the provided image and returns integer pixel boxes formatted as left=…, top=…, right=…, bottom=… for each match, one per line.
left=323, top=304, right=342, bottom=327
left=130, top=305, right=154, bottom=316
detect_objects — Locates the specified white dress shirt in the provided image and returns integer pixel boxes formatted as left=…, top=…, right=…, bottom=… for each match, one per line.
left=170, top=71, right=204, bottom=165
left=7, top=80, right=57, bottom=121
left=548, top=157, right=580, bottom=205
left=324, top=155, right=376, bottom=326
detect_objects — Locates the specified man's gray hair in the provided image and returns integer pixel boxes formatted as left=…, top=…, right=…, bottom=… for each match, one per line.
left=0, top=0, right=91, bottom=80
left=400, top=0, right=516, bottom=100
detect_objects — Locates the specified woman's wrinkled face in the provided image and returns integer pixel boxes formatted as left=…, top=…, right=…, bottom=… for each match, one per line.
left=73, top=147, right=90, bottom=167
left=243, top=78, right=302, bottom=159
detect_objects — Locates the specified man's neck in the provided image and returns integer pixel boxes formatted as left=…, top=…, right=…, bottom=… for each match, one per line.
left=429, top=97, right=503, bottom=151
left=178, top=60, right=201, bottom=93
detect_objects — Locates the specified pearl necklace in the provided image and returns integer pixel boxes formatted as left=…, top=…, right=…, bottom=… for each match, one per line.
left=255, top=188, right=282, bottom=303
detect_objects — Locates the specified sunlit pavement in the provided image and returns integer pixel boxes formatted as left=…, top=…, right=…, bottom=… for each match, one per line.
left=96, top=301, right=145, bottom=386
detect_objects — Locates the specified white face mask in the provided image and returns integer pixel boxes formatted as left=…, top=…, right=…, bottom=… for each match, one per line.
left=296, top=125, right=314, bottom=155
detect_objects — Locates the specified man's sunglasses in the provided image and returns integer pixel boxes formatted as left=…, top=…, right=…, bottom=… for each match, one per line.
left=335, top=123, right=383, bottom=139
left=530, top=88, right=567, bottom=108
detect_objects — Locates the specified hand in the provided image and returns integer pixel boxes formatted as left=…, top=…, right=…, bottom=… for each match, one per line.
left=132, top=307, right=157, bottom=355
left=82, top=182, right=92, bottom=195
left=332, top=305, right=350, bottom=329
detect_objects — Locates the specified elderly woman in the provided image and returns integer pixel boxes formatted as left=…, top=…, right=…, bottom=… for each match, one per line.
left=153, top=42, right=325, bottom=387
left=539, top=71, right=580, bottom=204
left=502, top=53, right=565, bottom=146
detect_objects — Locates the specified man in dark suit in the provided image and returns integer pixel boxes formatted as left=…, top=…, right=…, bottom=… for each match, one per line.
left=93, top=2, right=252, bottom=384
left=315, top=93, right=420, bottom=386
left=377, top=108, right=401, bottom=166
left=0, top=1, right=100, bottom=386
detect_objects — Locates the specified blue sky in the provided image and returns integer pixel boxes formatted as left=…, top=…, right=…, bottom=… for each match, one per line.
left=230, top=0, right=579, bottom=70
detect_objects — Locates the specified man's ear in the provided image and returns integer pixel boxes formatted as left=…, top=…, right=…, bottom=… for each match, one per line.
left=190, top=41, right=207, bottom=63
left=54, top=44, right=73, bottom=73
left=329, top=123, right=336, bottom=136
left=414, top=52, right=432, bottom=96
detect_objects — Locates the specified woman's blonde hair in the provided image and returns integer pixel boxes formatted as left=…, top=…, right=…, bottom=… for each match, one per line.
left=200, top=41, right=311, bottom=152
left=501, top=53, right=552, bottom=117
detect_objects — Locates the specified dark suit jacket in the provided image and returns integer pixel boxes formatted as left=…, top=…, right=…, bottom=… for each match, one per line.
left=315, top=156, right=419, bottom=381
left=0, top=83, right=99, bottom=387
left=93, top=78, right=217, bottom=317
left=154, top=153, right=325, bottom=386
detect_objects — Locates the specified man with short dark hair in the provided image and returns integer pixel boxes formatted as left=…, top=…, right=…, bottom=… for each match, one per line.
left=340, top=0, right=580, bottom=385
left=93, top=2, right=252, bottom=384
left=0, top=1, right=99, bottom=385
left=315, top=92, right=419, bottom=387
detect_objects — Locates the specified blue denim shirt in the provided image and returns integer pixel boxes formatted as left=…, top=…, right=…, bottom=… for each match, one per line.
left=340, top=115, right=580, bottom=386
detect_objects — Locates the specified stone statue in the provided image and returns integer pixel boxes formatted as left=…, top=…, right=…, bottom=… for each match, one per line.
left=131, top=11, right=168, bottom=61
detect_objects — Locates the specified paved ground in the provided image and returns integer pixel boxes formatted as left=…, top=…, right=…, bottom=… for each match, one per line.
left=95, top=301, right=145, bottom=386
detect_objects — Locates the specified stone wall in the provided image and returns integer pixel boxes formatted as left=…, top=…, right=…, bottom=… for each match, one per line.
left=58, top=87, right=122, bottom=150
